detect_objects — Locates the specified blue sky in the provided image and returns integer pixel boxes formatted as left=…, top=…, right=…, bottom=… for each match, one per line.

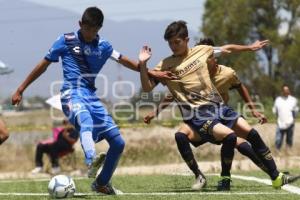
left=0, top=0, right=204, bottom=98
left=24, top=0, right=205, bottom=32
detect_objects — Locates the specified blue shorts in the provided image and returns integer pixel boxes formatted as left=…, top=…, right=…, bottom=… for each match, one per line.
left=185, top=104, right=239, bottom=144
left=61, top=88, right=118, bottom=142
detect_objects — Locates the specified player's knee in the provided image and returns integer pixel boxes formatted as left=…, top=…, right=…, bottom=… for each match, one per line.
left=112, top=136, right=125, bottom=154
left=246, top=128, right=259, bottom=142
left=175, top=132, right=189, bottom=144
left=222, top=133, right=237, bottom=146
left=235, top=137, right=246, bottom=148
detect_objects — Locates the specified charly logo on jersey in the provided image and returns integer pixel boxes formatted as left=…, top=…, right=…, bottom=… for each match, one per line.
left=83, top=46, right=102, bottom=58
left=84, top=46, right=92, bottom=56
left=73, top=46, right=81, bottom=54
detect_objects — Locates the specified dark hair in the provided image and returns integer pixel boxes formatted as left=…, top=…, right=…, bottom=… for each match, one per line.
left=164, top=20, right=188, bottom=40
left=81, top=7, right=104, bottom=28
left=282, top=84, right=289, bottom=89
left=197, top=38, right=215, bottom=46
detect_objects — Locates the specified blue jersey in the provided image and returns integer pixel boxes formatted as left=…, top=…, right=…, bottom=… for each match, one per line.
left=45, top=31, right=119, bottom=91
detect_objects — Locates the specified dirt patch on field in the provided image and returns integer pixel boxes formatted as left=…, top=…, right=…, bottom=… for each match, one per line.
left=0, top=123, right=299, bottom=176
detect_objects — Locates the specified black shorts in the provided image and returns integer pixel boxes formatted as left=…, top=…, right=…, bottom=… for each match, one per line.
left=185, top=104, right=239, bottom=145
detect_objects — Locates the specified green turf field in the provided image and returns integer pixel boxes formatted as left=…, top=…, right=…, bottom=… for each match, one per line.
left=0, top=174, right=299, bottom=200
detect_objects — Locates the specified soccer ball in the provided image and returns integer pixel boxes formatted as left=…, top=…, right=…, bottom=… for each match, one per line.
left=48, top=175, right=76, bottom=198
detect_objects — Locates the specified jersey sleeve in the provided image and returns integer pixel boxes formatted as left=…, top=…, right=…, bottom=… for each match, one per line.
left=45, top=35, right=65, bottom=62
left=229, top=69, right=242, bottom=89
left=213, top=47, right=222, bottom=57
left=110, top=49, right=122, bottom=61
left=154, top=60, right=163, bottom=71
left=152, top=61, right=164, bottom=85
left=293, top=98, right=299, bottom=113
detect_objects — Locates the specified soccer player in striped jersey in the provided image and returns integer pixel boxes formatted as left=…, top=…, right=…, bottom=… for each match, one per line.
left=138, top=21, right=300, bottom=191
left=144, top=38, right=268, bottom=190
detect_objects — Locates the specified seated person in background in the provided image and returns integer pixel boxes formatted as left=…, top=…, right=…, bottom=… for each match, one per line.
left=31, top=120, right=79, bottom=174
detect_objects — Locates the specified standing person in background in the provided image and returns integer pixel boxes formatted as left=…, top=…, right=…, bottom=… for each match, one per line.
left=273, top=85, right=298, bottom=150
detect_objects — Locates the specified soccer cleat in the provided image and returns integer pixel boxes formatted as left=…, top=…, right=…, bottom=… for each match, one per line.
left=88, top=152, right=106, bottom=178
left=191, top=174, right=207, bottom=190
left=31, top=167, right=43, bottom=174
left=217, top=176, right=231, bottom=191
left=91, top=181, right=123, bottom=195
left=272, top=172, right=300, bottom=189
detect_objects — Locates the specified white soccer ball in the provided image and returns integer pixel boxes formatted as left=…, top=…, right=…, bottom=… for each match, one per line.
left=48, top=175, right=76, bottom=198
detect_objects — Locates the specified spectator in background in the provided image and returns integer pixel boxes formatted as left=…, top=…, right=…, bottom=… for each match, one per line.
left=273, top=85, right=299, bottom=150
left=31, top=120, right=79, bottom=174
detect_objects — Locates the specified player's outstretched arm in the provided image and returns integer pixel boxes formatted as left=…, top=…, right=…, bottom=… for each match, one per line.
left=220, top=40, right=269, bottom=54
left=144, top=94, right=174, bottom=124
left=118, top=55, right=140, bottom=72
left=118, top=55, right=177, bottom=81
left=12, top=59, right=51, bottom=106
left=237, top=83, right=267, bottom=124
left=139, top=46, right=157, bottom=92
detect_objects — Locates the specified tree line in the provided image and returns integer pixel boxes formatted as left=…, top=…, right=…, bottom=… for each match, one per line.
left=202, top=0, right=300, bottom=99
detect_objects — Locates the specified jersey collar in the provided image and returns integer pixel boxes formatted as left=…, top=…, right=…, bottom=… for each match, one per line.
left=77, top=30, right=99, bottom=47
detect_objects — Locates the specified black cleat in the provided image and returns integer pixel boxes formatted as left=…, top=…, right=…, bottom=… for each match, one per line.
left=217, top=176, right=231, bottom=191
left=91, top=181, right=123, bottom=195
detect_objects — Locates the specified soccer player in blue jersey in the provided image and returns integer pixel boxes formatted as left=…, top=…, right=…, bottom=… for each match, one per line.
left=11, top=7, right=175, bottom=195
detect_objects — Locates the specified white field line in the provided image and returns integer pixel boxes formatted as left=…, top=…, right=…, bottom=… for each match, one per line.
left=0, top=174, right=299, bottom=196
left=178, top=173, right=300, bottom=195
left=0, top=176, right=88, bottom=183
left=231, top=174, right=300, bottom=195
left=0, top=192, right=289, bottom=196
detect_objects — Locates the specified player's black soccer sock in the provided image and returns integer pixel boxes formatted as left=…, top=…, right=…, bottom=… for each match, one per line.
left=246, top=129, right=279, bottom=180
left=237, top=142, right=268, bottom=173
left=220, top=133, right=236, bottom=177
left=175, top=132, right=204, bottom=178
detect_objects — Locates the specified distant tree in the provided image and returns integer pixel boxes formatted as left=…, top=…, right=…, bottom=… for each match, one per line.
left=276, top=0, right=300, bottom=93
left=201, top=0, right=300, bottom=98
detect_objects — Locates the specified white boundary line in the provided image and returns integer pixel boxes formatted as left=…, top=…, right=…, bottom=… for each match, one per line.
left=0, top=192, right=289, bottom=196
left=231, top=174, right=300, bottom=195
left=178, top=173, right=300, bottom=195
left=0, top=177, right=88, bottom=183
left=0, top=174, right=299, bottom=196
